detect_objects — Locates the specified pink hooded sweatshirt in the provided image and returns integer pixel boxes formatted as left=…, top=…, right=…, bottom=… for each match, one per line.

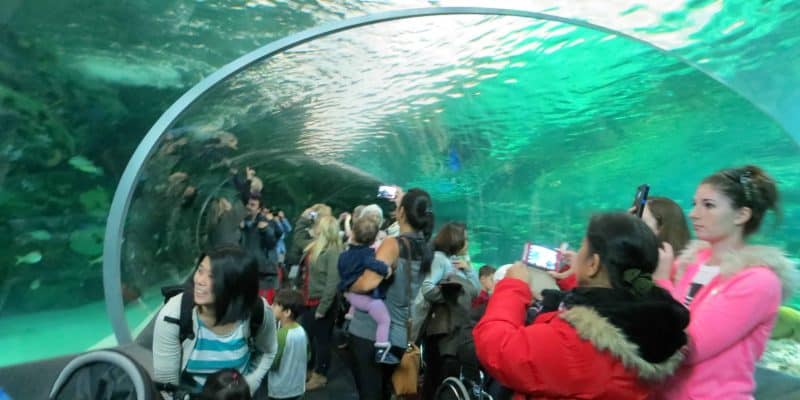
left=654, top=241, right=797, bottom=400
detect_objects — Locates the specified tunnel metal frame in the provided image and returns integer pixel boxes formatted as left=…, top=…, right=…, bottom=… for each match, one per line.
left=103, top=6, right=789, bottom=344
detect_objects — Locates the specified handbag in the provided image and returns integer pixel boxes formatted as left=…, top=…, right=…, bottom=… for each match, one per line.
left=392, top=343, right=421, bottom=396
left=391, top=236, right=422, bottom=396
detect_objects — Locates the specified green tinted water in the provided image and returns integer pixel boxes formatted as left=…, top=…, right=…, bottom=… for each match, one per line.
left=1, top=1, right=799, bottom=367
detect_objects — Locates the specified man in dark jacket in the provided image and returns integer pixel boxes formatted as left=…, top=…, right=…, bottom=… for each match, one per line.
left=241, top=194, right=281, bottom=296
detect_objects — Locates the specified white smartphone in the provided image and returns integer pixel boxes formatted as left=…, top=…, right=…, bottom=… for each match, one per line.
left=377, top=185, right=398, bottom=200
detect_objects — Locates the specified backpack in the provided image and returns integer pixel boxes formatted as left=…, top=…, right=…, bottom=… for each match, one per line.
left=160, top=285, right=264, bottom=343
left=49, top=348, right=160, bottom=400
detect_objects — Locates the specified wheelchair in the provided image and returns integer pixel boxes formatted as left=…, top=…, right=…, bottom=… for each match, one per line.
left=433, top=368, right=494, bottom=400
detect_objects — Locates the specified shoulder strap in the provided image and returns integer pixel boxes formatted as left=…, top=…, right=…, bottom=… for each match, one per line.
left=397, top=237, right=414, bottom=338
left=161, top=285, right=195, bottom=343
left=178, top=292, right=195, bottom=342
left=164, top=288, right=264, bottom=344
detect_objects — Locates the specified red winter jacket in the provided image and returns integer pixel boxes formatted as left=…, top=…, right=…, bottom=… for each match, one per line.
left=474, top=279, right=683, bottom=400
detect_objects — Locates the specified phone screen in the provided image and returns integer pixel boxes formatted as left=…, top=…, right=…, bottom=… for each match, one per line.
left=377, top=185, right=397, bottom=200
left=521, top=242, right=559, bottom=271
left=631, top=184, right=650, bottom=218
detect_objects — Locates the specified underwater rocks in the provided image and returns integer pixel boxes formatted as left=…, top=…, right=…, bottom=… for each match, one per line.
left=759, top=338, right=800, bottom=377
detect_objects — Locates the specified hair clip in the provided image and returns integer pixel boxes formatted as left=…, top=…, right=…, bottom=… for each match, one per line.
left=739, top=170, right=754, bottom=205
left=622, top=268, right=654, bottom=296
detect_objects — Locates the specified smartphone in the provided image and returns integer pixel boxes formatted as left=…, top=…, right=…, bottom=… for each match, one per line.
left=631, top=184, right=650, bottom=218
left=521, top=242, right=560, bottom=271
left=377, top=185, right=398, bottom=200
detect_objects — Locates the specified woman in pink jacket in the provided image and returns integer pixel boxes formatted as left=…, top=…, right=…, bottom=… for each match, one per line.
left=654, top=165, right=797, bottom=399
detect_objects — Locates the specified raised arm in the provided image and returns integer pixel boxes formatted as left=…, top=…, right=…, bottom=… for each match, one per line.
left=421, top=253, right=449, bottom=303
left=473, top=279, right=575, bottom=395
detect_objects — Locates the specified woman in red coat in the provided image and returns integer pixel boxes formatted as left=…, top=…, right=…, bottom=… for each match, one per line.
left=474, top=212, right=690, bottom=399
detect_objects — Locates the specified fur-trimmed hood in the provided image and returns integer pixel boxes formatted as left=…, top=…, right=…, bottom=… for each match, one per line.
left=675, top=240, right=799, bottom=301
left=561, top=305, right=685, bottom=382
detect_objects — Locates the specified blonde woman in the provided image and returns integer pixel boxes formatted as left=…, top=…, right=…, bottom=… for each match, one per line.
left=299, top=215, right=344, bottom=390
left=286, top=203, right=332, bottom=266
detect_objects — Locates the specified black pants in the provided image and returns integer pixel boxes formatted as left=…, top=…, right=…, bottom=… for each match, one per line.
left=345, top=334, right=403, bottom=400
left=300, top=303, right=336, bottom=376
left=422, top=336, right=463, bottom=399
left=423, top=332, right=484, bottom=399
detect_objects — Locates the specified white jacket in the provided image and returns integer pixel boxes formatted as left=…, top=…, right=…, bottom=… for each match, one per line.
left=152, top=293, right=277, bottom=395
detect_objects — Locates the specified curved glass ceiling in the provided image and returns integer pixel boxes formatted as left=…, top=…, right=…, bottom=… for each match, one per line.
left=120, top=13, right=799, bottom=321
left=1, top=1, right=799, bottom=368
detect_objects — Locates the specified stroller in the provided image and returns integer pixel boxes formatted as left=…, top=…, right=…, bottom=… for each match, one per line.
left=48, top=347, right=161, bottom=400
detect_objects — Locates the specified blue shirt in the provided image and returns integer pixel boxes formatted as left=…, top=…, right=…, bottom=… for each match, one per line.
left=337, top=244, right=390, bottom=298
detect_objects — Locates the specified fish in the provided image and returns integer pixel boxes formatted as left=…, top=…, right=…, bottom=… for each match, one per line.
left=16, top=251, right=42, bottom=265
left=447, top=146, right=462, bottom=171
left=29, top=279, right=41, bottom=290
left=29, top=230, right=52, bottom=241
left=212, top=131, right=238, bottom=150
left=68, top=156, right=104, bottom=175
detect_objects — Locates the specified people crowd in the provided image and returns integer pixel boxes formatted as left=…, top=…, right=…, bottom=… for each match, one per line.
left=152, top=164, right=796, bottom=400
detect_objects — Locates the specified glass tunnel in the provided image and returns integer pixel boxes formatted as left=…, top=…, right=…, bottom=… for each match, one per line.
left=1, top=0, right=799, bottom=390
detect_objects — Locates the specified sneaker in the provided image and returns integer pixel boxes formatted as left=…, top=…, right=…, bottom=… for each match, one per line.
left=305, top=372, right=327, bottom=391
left=375, top=346, right=400, bottom=365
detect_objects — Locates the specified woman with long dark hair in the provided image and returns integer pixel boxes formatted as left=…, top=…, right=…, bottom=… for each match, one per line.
left=347, top=187, right=435, bottom=399
left=153, top=247, right=277, bottom=396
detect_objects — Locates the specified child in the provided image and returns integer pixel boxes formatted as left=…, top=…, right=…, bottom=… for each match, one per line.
left=268, top=289, right=309, bottom=400
left=201, top=369, right=251, bottom=400
left=471, top=265, right=496, bottom=309
left=337, top=216, right=397, bottom=364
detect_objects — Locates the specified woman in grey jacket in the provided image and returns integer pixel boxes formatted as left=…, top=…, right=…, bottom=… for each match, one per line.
left=153, top=247, right=277, bottom=396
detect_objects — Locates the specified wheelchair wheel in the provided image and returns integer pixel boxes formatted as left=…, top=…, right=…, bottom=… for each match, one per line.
left=434, top=377, right=471, bottom=400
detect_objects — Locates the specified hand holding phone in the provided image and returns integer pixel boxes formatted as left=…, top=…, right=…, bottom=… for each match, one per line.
left=631, top=184, right=650, bottom=218
left=377, top=185, right=398, bottom=200
left=521, top=242, right=560, bottom=271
